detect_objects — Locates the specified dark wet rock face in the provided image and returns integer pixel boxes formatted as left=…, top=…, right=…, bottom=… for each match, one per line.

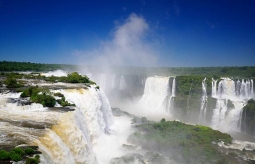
left=110, top=153, right=145, bottom=164
left=145, top=152, right=173, bottom=164
left=8, top=98, right=32, bottom=106
left=121, top=144, right=137, bottom=151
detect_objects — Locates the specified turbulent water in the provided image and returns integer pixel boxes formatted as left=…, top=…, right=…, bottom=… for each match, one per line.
left=138, top=76, right=176, bottom=116
left=211, top=78, right=254, bottom=132
left=0, top=86, right=114, bottom=164
left=1, top=70, right=255, bottom=163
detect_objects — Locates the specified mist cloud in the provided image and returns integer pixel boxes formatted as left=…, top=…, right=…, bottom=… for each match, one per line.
left=74, top=13, right=158, bottom=67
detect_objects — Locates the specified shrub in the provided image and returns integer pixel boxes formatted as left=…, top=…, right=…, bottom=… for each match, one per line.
left=4, top=77, right=23, bottom=88
left=24, top=148, right=34, bottom=154
left=9, top=151, right=22, bottom=162
left=31, top=93, right=56, bottom=107
left=57, top=97, right=75, bottom=107
left=25, top=157, right=39, bottom=164
left=20, top=86, right=41, bottom=98
left=0, top=150, right=10, bottom=160
left=66, top=72, right=90, bottom=83
left=12, top=147, right=24, bottom=156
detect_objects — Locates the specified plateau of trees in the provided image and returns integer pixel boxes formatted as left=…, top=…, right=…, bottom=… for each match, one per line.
left=1, top=61, right=255, bottom=78
left=20, top=86, right=75, bottom=107
left=0, top=61, right=76, bottom=72
left=127, top=119, right=253, bottom=164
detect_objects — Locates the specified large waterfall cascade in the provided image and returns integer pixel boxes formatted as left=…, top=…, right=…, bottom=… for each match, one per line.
left=211, top=78, right=254, bottom=131
left=138, top=76, right=176, bottom=115
left=0, top=86, right=114, bottom=164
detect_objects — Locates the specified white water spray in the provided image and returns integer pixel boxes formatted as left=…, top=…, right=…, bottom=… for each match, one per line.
left=212, top=78, right=218, bottom=98
left=211, top=78, right=253, bottom=132
left=199, top=78, right=208, bottom=124
left=119, top=75, right=126, bottom=90
left=0, top=86, right=114, bottom=164
left=138, top=76, right=176, bottom=117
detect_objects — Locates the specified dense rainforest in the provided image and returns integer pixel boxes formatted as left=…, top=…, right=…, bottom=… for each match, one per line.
left=0, top=61, right=77, bottom=72
left=1, top=61, right=255, bottom=78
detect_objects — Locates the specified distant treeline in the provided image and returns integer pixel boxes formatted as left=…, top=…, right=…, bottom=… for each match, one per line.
left=140, top=66, right=255, bottom=78
left=0, top=61, right=77, bottom=72
left=1, top=61, right=255, bottom=78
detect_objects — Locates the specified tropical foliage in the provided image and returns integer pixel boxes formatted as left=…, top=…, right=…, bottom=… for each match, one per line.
left=127, top=120, right=243, bottom=164
left=0, top=147, right=39, bottom=163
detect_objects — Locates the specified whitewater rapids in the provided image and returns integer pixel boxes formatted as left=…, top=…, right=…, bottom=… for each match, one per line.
left=0, top=86, right=116, bottom=164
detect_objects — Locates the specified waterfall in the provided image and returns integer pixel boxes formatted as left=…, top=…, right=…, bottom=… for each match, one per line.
left=212, top=99, right=228, bottom=129
left=252, top=79, right=254, bottom=97
left=212, top=99, right=244, bottom=131
left=111, top=74, right=116, bottom=89
left=212, top=78, right=218, bottom=98
left=211, top=78, right=253, bottom=132
left=0, top=86, right=113, bottom=164
left=168, top=77, right=176, bottom=114
left=239, top=79, right=253, bottom=99
left=138, top=76, right=172, bottom=115
left=172, top=77, right=176, bottom=97
left=236, top=79, right=241, bottom=97
left=217, top=78, right=235, bottom=99
left=199, top=78, right=208, bottom=124
left=119, top=75, right=126, bottom=90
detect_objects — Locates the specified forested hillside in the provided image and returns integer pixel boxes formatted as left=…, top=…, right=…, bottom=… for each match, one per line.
left=0, top=61, right=76, bottom=72
left=1, top=61, right=255, bottom=78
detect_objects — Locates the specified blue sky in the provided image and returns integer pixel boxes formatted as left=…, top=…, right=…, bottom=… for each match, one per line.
left=0, top=0, right=255, bottom=67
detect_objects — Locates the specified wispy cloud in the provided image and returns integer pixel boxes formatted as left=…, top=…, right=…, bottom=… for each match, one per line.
left=173, top=1, right=180, bottom=16
left=74, top=13, right=158, bottom=67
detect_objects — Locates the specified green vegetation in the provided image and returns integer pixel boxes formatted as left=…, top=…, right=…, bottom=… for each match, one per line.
left=0, top=150, right=10, bottom=160
left=56, top=97, right=75, bottom=107
left=4, top=77, right=24, bottom=88
left=20, top=87, right=76, bottom=107
left=24, top=148, right=34, bottom=154
left=25, top=154, right=40, bottom=164
left=54, top=92, right=75, bottom=107
left=45, top=72, right=96, bottom=85
left=174, top=75, right=214, bottom=122
left=65, top=72, right=89, bottom=83
left=128, top=120, right=234, bottom=164
left=9, top=151, right=22, bottom=161
left=0, top=147, right=39, bottom=163
left=242, top=99, right=255, bottom=136
left=20, top=86, right=56, bottom=107
left=0, top=60, right=76, bottom=71
left=1, top=61, right=255, bottom=78
left=31, top=93, right=56, bottom=107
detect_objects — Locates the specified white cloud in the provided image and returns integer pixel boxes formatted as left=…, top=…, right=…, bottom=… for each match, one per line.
left=74, top=13, right=158, bottom=67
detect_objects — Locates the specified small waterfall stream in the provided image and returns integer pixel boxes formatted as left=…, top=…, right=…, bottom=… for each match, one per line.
left=199, top=78, right=208, bottom=124
left=119, top=75, right=126, bottom=90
